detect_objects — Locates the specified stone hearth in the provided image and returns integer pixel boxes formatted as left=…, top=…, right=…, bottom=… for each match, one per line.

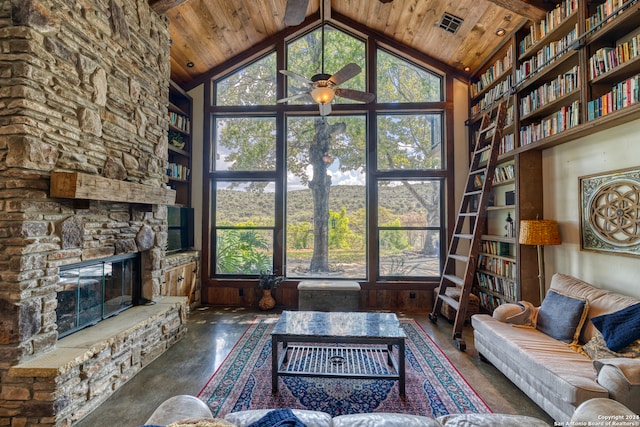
left=0, top=0, right=184, bottom=425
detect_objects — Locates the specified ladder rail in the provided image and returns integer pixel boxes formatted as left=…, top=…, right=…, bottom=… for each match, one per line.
left=431, top=101, right=507, bottom=350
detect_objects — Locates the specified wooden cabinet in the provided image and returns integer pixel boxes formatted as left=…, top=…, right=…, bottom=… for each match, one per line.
left=165, top=261, right=198, bottom=300
left=168, top=80, right=192, bottom=207
left=465, top=0, right=640, bottom=311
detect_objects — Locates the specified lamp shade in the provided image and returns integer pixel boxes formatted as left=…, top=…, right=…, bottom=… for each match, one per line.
left=519, top=219, right=561, bottom=246
left=310, top=86, right=335, bottom=104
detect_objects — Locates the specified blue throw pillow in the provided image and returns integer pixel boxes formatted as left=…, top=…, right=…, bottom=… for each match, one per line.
left=536, top=289, right=588, bottom=343
left=591, top=302, right=640, bottom=352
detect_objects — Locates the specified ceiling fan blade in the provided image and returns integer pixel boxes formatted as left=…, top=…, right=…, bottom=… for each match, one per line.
left=276, top=92, right=310, bottom=103
left=334, top=88, right=376, bottom=103
left=318, top=103, right=332, bottom=116
left=279, top=69, right=313, bottom=85
left=284, top=0, right=309, bottom=26
left=328, top=63, right=362, bottom=86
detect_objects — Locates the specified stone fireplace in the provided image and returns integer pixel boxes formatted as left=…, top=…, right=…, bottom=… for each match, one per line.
left=0, top=0, right=187, bottom=425
left=56, top=254, right=140, bottom=338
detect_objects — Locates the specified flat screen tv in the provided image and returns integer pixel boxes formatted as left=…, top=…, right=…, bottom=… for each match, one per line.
left=167, top=206, right=194, bottom=252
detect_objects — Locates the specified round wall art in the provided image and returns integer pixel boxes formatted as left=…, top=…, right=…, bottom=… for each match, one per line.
left=580, top=167, right=640, bottom=257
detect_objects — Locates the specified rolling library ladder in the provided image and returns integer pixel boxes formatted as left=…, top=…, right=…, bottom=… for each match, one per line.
left=429, top=101, right=507, bottom=351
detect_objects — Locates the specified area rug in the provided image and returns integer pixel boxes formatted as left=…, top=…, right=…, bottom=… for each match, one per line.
left=197, top=316, right=491, bottom=418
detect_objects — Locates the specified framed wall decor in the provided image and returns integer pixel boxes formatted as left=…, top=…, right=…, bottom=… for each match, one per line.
left=579, top=167, right=640, bottom=257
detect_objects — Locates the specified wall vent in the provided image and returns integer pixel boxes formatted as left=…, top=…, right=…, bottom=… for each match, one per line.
left=439, top=13, right=464, bottom=34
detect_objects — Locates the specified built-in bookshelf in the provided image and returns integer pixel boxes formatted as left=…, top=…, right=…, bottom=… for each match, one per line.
left=168, top=81, right=192, bottom=207
left=467, top=0, right=640, bottom=312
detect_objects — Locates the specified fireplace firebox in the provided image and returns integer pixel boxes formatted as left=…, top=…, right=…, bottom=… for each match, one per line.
left=56, top=254, right=141, bottom=337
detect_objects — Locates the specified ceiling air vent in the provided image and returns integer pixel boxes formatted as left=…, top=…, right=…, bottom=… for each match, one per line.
left=439, top=12, right=464, bottom=34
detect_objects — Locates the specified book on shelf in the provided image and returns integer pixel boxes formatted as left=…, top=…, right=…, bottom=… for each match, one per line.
left=587, top=74, right=640, bottom=120
left=481, top=240, right=512, bottom=256
left=520, top=100, right=580, bottom=145
left=589, top=34, right=640, bottom=80
left=500, top=133, right=514, bottom=154
left=494, top=164, right=515, bottom=183
left=585, top=0, right=636, bottom=32
left=519, top=0, right=578, bottom=55
left=168, top=111, right=190, bottom=133
left=478, top=255, right=517, bottom=279
left=478, top=291, right=508, bottom=312
left=471, top=47, right=513, bottom=98
left=167, top=163, right=191, bottom=180
left=471, top=76, right=512, bottom=115
left=520, top=65, right=580, bottom=116
left=516, top=25, right=578, bottom=84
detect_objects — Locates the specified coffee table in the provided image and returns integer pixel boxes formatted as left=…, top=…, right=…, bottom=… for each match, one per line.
left=271, top=311, right=406, bottom=396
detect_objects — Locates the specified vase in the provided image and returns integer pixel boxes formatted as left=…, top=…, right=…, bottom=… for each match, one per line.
left=258, top=289, right=276, bottom=310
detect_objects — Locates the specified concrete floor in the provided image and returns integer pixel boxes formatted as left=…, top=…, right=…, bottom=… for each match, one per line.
left=75, top=307, right=554, bottom=426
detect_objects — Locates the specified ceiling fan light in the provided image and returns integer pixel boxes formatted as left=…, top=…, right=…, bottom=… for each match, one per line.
left=310, top=86, right=335, bottom=104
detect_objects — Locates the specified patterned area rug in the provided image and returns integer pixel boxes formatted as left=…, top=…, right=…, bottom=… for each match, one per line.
left=197, top=316, right=491, bottom=418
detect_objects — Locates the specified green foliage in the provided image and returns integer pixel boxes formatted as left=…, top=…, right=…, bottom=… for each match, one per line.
left=258, top=270, right=284, bottom=289
left=215, top=53, right=277, bottom=106
left=216, top=226, right=271, bottom=274
left=376, top=50, right=441, bottom=103
left=328, top=207, right=354, bottom=249
left=288, top=222, right=313, bottom=249
left=379, top=219, right=411, bottom=252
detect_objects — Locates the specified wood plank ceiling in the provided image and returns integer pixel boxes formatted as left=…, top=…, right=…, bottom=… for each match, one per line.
left=150, top=0, right=548, bottom=88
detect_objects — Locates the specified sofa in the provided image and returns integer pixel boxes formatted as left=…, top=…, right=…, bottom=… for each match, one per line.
left=472, top=273, right=640, bottom=422
left=143, top=395, right=636, bottom=426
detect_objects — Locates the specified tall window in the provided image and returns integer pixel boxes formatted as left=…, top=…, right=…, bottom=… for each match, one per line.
left=208, top=25, right=448, bottom=283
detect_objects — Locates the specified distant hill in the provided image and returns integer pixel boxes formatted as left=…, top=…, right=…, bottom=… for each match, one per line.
left=217, top=183, right=436, bottom=225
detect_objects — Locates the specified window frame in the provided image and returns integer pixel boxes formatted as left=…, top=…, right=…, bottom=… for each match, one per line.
left=201, top=19, right=455, bottom=296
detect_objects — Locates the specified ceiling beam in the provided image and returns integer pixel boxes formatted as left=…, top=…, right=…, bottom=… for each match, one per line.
left=148, top=0, right=189, bottom=15
left=484, top=0, right=547, bottom=22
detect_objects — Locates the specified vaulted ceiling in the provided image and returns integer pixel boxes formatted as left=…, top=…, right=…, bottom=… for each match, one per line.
left=149, top=0, right=549, bottom=88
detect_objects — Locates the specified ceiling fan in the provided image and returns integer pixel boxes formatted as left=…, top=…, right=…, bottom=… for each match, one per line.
left=277, top=62, right=375, bottom=116
left=279, top=1, right=375, bottom=116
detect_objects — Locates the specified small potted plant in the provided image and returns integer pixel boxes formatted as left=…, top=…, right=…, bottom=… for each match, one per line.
left=168, top=130, right=185, bottom=149
left=258, top=270, right=284, bottom=310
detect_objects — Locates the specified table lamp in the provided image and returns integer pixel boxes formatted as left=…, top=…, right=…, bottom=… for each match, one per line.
left=518, top=219, right=561, bottom=303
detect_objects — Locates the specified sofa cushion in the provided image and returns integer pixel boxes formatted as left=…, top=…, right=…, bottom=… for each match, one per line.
left=581, top=330, right=640, bottom=359
left=591, top=303, right=640, bottom=352
left=224, top=409, right=332, bottom=427
left=537, top=290, right=588, bottom=344
left=437, top=413, right=549, bottom=426
left=550, top=273, right=639, bottom=343
left=333, top=412, right=441, bottom=427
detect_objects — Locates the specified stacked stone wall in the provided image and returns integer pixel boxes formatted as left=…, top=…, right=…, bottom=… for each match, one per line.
left=0, top=0, right=179, bottom=424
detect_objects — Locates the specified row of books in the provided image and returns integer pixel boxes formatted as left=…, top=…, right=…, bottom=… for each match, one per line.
left=494, top=163, right=515, bottom=183
left=470, top=75, right=512, bottom=116
left=587, top=74, right=640, bottom=120
left=477, top=273, right=517, bottom=300
left=478, top=291, right=509, bottom=313
left=470, top=47, right=513, bottom=98
left=588, top=34, right=640, bottom=80
left=167, top=163, right=190, bottom=180
left=478, top=255, right=517, bottom=280
left=520, top=100, right=580, bottom=146
left=516, top=24, right=578, bottom=84
left=519, top=0, right=578, bottom=55
left=168, top=111, right=190, bottom=134
left=585, top=0, right=636, bottom=32
left=500, top=134, right=515, bottom=155
left=480, top=240, right=511, bottom=256
left=520, top=65, right=580, bottom=117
